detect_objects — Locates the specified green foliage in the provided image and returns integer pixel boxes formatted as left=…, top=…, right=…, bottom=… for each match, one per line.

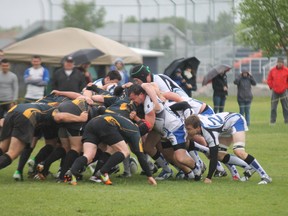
left=149, top=35, right=172, bottom=49
left=62, top=0, right=106, bottom=31
left=124, top=16, right=138, bottom=23
left=0, top=97, right=287, bottom=215
left=238, top=0, right=288, bottom=59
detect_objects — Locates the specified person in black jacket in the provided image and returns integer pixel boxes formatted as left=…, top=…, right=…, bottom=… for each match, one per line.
left=234, top=68, right=256, bottom=126
left=212, top=72, right=228, bottom=113
left=182, top=66, right=197, bottom=97
left=52, top=56, right=86, bottom=93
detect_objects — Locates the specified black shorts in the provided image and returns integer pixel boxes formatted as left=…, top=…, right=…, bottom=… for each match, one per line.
left=58, top=127, right=82, bottom=138
left=0, top=112, right=34, bottom=144
left=82, top=118, right=123, bottom=145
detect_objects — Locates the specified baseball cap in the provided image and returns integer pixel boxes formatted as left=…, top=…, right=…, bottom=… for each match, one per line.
left=65, top=56, right=74, bottom=62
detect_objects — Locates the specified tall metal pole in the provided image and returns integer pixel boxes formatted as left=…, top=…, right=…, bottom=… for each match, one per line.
left=154, top=0, right=160, bottom=40
left=190, top=0, right=196, bottom=56
left=185, top=0, right=188, bottom=57
left=170, top=0, right=177, bottom=58
left=137, top=0, right=142, bottom=48
left=48, top=0, right=53, bottom=29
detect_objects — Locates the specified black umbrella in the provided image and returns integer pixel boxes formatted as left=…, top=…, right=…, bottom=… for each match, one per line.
left=164, top=56, right=200, bottom=77
left=202, top=64, right=231, bottom=86
left=63, top=48, right=104, bottom=65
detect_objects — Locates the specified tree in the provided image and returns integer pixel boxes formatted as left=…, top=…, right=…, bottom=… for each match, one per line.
left=125, top=16, right=138, bottom=23
left=62, top=0, right=106, bottom=31
left=238, top=0, right=288, bottom=59
left=149, top=35, right=172, bottom=50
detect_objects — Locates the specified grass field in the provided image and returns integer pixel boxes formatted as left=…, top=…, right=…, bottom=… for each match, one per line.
left=0, top=96, right=288, bottom=216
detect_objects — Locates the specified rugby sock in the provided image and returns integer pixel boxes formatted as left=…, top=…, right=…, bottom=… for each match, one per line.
left=59, top=149, right=79, bottom=179
left=189, top=150, right=204, bottom=171
left=152, top=151, right=171, bottom=172
left=224, top=164, right=240, bottom=178
left=93, top=152, right=111, bottom=176
left=122, top=156, right=131, bottom=175
left=17, top=146, right=34, bottom=173
left=0, top=154, right=12, bottom=169
left=42, top=147, right=66, bottom=176
left=245, top=154, right=268, bottom=178
left=0, top=148, right=3, bottom=156
left=223, top=154, right=250, bottom=169
left=71, top=156, right=88, bottom=177
left=100, top=151, right=125, bottom=174
left=216, top=161, right=225, bottom=172
left=134, top=152, right=152, bottom=177
left=34, top=144, right=54, bottom=164
left=193, top=143, right=209, bottom=154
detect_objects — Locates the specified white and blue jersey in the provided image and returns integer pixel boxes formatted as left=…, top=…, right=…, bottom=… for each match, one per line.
left=144, top=95, right=186, bottom=146
left=93, top=78, right=118, bottom=95
left=153, top=74, right=214, bottom=115
left=198, top=112, right=248, bottom=147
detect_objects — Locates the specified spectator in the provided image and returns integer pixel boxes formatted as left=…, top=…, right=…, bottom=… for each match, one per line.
left=112, top=58, right=129, bottom=85
left=0, top=49, right=4, bottom=61
left=171, top=68, right=187, bottom=91
left=77, top=62, right=93, bottom=84
left=52, top=56, right=86, bottom=93
left=24, top=56, right=49, bottom=102
left=266, top=57, right=288, bottom=125
left=212, top=72, right=228, bottom=113
left=234, top=68, right=256, bottom=126
left=182, top=66, right=197, bottom=97
left=0, top=59, right=18, bottom=120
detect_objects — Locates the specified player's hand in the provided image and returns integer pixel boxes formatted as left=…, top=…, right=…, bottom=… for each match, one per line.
left=204, top=178, right=212, bottom=184
left=147, top=177, right=157, bottom=186
left=80, top=111, right=88, bottom=122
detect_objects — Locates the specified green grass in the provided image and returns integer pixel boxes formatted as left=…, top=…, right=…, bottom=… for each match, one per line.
left=1, top=96, right=288, bottom=216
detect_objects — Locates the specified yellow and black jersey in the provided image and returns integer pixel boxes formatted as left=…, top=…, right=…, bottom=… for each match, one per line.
left=36, top=93, right=70, bottom=107
left=8, top=103, right=56, bottom=127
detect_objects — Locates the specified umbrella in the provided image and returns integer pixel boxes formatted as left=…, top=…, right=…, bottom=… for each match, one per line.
left=62, top=48, right=104, bottom=65
left=202, top=64, right=231, bottom=86
left=164, top=56, right=200, bottom=77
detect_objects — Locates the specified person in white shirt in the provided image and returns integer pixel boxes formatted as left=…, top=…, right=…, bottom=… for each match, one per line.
left=24, top=56, right=50, bottom=102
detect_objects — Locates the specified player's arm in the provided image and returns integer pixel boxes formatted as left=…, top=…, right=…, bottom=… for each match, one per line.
left=141, top=83, right=161, bottom=112
left=53, top=110, right=88, bottom=123
left=51, top=90, right=81, bottom=99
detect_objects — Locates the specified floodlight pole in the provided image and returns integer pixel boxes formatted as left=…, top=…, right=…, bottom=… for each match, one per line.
left=137, top=0, right=142, bottom=48
left=170, top=0, right=177, bottom=58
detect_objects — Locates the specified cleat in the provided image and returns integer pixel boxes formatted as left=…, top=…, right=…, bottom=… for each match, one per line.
left=243, top=168, right=256, bottom=178
left=201, top=163, right=207, bottom=174
left=140, top=163, right=158, bottom=175
left=184, top=171, right=195, bottom=180
left=194, top=174, right=202, bottom=181
left=258, top=176, right=272, bottom=185
left=176, top=170, right=185, bottom=179
left=36, top=163, right=44, bottom=173
left=27, top=158, right=35, bottom=174
left=97, top=171, right=113, bottom=185
left=69, top=175, right=77, bottom=186
left=232, top=175, right=240, bottom=181
left=34, top=173, right=46, bottom=180
left=117, top=172, right=132, bottom=178
left=64, top=170, right=73, bottom=183
left=13, top=170, right=23, bottom=181
left=214, top=170, right=228, bottom=177
left=155, top=169, right=173, bottom=180
left=89, top=176, right=102, bottom=183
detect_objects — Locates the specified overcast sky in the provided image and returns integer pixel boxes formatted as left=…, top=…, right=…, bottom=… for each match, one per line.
left=0, top=0, right=235, bottom=29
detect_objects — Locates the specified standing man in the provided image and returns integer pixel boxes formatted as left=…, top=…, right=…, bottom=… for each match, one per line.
left=266, top=57, right=288, bottom=125
left=234, top=68, right=256, bottom=126
left=0, top=59, right=18, bottom=121
left=52, top=56, right=86, bottom=93
left=212, top=72, right=228, bottom=113
left=24, top=56, right=50, bottom=102
left=113, top=58, right=129, bottom=86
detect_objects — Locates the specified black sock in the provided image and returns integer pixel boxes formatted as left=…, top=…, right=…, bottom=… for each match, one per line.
left=134, top=151, right=152, bottom=177
left=221, top=154, right=230, bottom=164
left=0, top=148, right=3, bottom=156
left=0, top=154, right=12, bottom=169
left=71, top=156, right=88, bottom=177
left=42, top=147, right=66, bottom=176
left=59, top=150, right=79, bottom=179
left=244, top=154, right=255, bottom=165
left=34, top=144, right=54, bottom=164
left=151, top=151, right=161, bottom=161
left=100, top=152, right=125, bottom=174
left=17, top=146, right=34, bottom=173
left=93, top=152, right=111, bottom=176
